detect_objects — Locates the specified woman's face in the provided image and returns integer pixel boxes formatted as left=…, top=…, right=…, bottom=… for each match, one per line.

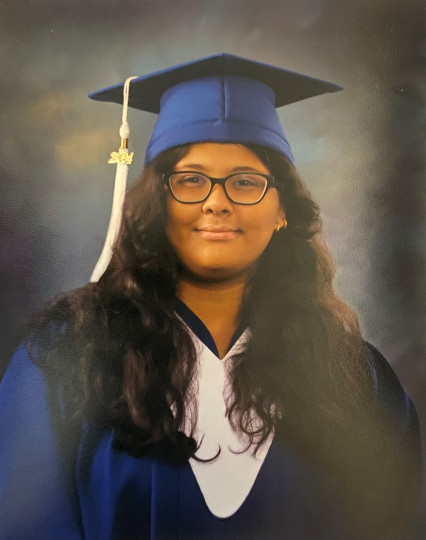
left=165, top=143, right=285, bottom=283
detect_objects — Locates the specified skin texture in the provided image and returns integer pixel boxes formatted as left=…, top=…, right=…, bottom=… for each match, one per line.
left=166, top=143, right=285, bottom=357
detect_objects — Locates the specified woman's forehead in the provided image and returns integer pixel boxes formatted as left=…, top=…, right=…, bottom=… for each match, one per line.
left=173, top=143, right=271, bottom=176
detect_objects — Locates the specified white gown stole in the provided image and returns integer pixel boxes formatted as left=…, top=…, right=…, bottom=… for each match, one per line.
left=183, top=328, right=274, bottom=518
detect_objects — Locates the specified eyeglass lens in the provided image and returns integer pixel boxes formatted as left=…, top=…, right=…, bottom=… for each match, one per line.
left=168, top=172, right=268, bottom=204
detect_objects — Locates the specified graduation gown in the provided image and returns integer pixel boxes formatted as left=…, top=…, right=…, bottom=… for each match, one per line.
left=0, top=304, right=421, bottom=540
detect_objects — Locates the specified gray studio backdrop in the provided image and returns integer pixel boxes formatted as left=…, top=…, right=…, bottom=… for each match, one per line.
left=1, top=0, right=425, bottom=483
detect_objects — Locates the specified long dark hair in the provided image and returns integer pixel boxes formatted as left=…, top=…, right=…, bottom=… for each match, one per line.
left=28, top=143, right=414, bottom=535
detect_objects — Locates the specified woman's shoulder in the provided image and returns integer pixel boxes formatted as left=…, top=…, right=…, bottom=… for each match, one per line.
left=364, top=341, right=421, bottom=495
left=1, top=330, right=66, bottom=418
left=365, top=341, right=419, bottom=429
left=2, top=321, right=66, bottom=375
left=0, top=341, right=46, bottom=414
left=1, top=321, right=84, bottom=436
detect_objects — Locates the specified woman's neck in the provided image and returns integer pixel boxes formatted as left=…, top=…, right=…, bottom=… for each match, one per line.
left=177, top=278, right=246, bottom=359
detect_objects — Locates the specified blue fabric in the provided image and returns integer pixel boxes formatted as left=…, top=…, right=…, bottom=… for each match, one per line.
left=88, top=53, right=343, bottom=166
left=0, top=345, right=349, bottom=540
left=145, top=76, right=294, bottom=166
left=0, top=344, right=83, bottom=540
left=0, top=316, right=420, bottom=539
left=74, top=425, right=350, bottom=540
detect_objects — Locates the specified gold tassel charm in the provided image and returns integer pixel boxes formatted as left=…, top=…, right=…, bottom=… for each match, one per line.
left=107, top=149, right=134, bottom=165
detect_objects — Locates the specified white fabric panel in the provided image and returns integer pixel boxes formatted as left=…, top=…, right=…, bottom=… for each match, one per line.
left=186, top=330, right=274, bottom=518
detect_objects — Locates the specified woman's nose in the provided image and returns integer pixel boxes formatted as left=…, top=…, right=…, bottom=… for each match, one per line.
left=201, top=184, right=234, bottom=214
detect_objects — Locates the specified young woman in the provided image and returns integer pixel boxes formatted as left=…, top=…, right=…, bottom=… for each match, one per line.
left=0, top=54, right=420, bottom=540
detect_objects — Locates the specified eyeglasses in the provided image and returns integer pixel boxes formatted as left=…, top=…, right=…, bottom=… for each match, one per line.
left=163, top=171, right=277, bottom=205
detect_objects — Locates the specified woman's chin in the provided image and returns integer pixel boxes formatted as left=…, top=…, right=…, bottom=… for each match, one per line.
left=181, top=263, right=254, bottom=286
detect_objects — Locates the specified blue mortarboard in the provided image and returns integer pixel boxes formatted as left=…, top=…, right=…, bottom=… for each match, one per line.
left=89, top=53, right=342, bottom=283
left=89, top=52, right=342, bottom=166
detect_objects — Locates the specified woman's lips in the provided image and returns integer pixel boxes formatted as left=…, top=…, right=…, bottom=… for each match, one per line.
left=195, top=227, right=241, bottom=240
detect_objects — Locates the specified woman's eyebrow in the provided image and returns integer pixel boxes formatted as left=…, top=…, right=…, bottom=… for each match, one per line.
left=230, top=166, right=266, bottom=173
left=175, top=164, right=265, bottom=173
left=175, top=163, right=208, bottom=171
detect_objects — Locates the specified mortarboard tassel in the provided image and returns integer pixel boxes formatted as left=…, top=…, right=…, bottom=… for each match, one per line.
left=90, top=76, right=138, bottom=283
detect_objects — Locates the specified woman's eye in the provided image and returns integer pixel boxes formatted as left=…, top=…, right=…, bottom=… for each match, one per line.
left=235, top=178, right=256, bottom=186
left=230, top=175, right=263, bottom=190
left=178, top=175, right=206, bottom=185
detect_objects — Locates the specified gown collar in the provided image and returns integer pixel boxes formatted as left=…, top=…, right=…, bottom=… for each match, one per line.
left=175, top=298, right=246, bottom=359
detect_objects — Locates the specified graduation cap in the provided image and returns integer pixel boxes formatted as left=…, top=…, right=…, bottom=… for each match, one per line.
left=89, top=53, right=342, bottom=282
left=90, top=52, right=342, bottom=166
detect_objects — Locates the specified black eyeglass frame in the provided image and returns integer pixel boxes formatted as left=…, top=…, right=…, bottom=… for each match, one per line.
left=162, top=171, right=277, bottom=205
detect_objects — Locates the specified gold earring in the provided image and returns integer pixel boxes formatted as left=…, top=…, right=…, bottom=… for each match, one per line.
left=275, top=218, right=287, bottom=232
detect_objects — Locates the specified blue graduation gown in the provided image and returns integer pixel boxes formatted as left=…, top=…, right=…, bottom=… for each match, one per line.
left=0, top=306, right=421, bottom=540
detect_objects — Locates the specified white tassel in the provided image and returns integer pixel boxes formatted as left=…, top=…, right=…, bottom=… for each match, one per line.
left=90, top=162, right=128, bottom=282
left=90, top=75, right=138, bottom=283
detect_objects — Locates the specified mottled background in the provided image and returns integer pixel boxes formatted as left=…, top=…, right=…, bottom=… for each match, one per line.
left=1, top=0, right=425, bottom=495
